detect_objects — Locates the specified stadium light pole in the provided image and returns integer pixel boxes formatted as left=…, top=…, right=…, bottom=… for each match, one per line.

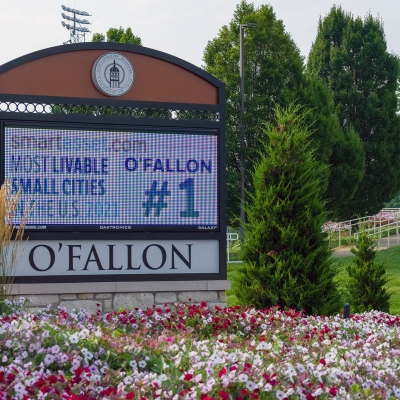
left=239, top=23, right=257, bottom=239
left=61, top=5, right=91, bottom=44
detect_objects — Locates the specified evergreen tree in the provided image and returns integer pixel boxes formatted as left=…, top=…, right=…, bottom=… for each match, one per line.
left=347, top=227, right=390, bottom=313
left=234, top=105, right=340, bottom=315
left=307, top=6, right=400, bottom=218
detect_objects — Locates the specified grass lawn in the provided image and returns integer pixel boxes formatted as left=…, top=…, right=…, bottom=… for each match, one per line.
left=227, top=245, right=400, bottom=315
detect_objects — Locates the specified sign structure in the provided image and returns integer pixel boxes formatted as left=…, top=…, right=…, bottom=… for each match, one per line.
left=0, top=42, right=226, bottom=284
left=92, top=52, right=135, bottom=97
left=6, top=126, right=218, bottom=231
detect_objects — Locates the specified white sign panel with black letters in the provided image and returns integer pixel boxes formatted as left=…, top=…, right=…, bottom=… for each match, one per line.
left=14, top=240, right=219, bottom=276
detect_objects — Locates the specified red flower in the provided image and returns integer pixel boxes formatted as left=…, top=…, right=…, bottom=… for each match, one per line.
left=184, top=373, right=194, bottom=381
left=319, top=359, right=326, bottom=366
left=218, top=391, right=229, bottom=400
left=329, top=386, right=338, bottom=396
left=126, top=392, right=136, bottom=399
left=100, top=387, right=117, bottom=396
left=218, top=368, right=227, bottom=378
left=34, top=378, right=46, bottom=388
left=47, top=375, right=58, bottom=384
left=41, top=386, right=52, bottom=394
left=244, top=362, right=252, bottom=371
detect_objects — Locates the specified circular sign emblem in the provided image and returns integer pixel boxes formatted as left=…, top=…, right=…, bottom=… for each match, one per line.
left=92, top=52, right=134, bottom=97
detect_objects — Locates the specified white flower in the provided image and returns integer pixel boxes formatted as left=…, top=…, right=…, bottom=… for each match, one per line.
left=69, top=334, right=79, bottom=344
left=312, top=388, right=323, bottom=396
left=264, top=383, right=273, bottom=391
left=392, top=388, right=400, bottom=397
left=44, top=354, right=55, bottom=366
left=138, top=360, right=147, bottom=368
left=159, top=374, right=168, bottom=381
left=362, top=382, right=370, bottom=390
left=13, top=382, right=27, bottom=396
left=276, top=390, right=286, bottom=400
left=169, top=344, right=179, bottom=352
left=296, top=363, right=306, bottom=373
left=89, top=365, right=99, bottom=374
left=238, top=373, right=248, bottom=382
left=256, top=342, right=272, bottom=350
left=83, top=351, right=93, bottom=360
left=246, top=380, right=257, bottom=391
left=129, top=360, right=138, bottom=369
left=51, top=345, right=61, bottom=354
left=124, top=376, right=134, bottom=385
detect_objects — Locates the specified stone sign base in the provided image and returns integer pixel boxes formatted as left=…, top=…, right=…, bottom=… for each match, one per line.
left=10, top=280, right=230, bottom=314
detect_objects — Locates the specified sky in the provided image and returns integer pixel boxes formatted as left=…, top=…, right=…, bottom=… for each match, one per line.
left=0, top=0, right=399, bottom=69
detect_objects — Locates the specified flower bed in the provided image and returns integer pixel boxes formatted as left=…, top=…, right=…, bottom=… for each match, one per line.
left=1, top=299, right=400, bottom=399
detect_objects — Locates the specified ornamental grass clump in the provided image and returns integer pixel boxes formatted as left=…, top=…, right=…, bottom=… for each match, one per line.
left=235, top=105, right=340, bottom=315
left=0, top=180, right=28, bottom=305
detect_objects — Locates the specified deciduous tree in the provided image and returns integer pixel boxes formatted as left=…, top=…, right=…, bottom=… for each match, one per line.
left=92, top=27, right=142, bottom=45
left=203, top=1, right=362, bottom=225
left=307, top=6, right=400, bottom=217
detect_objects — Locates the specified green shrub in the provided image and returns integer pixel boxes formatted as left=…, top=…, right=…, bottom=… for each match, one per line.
left=346, top=227, right=390, bottom=313
left=233, top=105, right=340, bottom=315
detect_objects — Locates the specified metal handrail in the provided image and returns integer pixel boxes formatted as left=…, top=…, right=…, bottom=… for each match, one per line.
left=325, top=211, right=400, bottom=249
left=226, top=232, right=241, bottom=263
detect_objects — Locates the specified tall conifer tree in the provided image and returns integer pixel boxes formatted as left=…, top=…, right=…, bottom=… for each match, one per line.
left=234, top=105, right=340, bottom=315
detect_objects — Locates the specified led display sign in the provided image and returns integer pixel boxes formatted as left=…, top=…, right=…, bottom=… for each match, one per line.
left=4, top=125, right=219, bottom=231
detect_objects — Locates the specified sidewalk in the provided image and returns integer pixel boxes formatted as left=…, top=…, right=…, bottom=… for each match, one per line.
left=332, top=236, right=400, bottom=257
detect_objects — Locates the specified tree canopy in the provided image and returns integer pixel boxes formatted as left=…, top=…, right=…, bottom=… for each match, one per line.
left=307, top=6, right=400, bottom=217
left=92, top=27, right=142, bottom=45
left=203, top=1, right=302, bottom=226
left=203, top=1, right=363, bottom=225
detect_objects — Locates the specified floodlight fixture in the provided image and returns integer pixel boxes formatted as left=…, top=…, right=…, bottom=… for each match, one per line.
left=61, top=5, right=90, bottom=16
left=61, top=21, right=89, bottom=33
left=62, top=13, right=90, bottom=25
left=61, top=5, right=91, bottom=44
